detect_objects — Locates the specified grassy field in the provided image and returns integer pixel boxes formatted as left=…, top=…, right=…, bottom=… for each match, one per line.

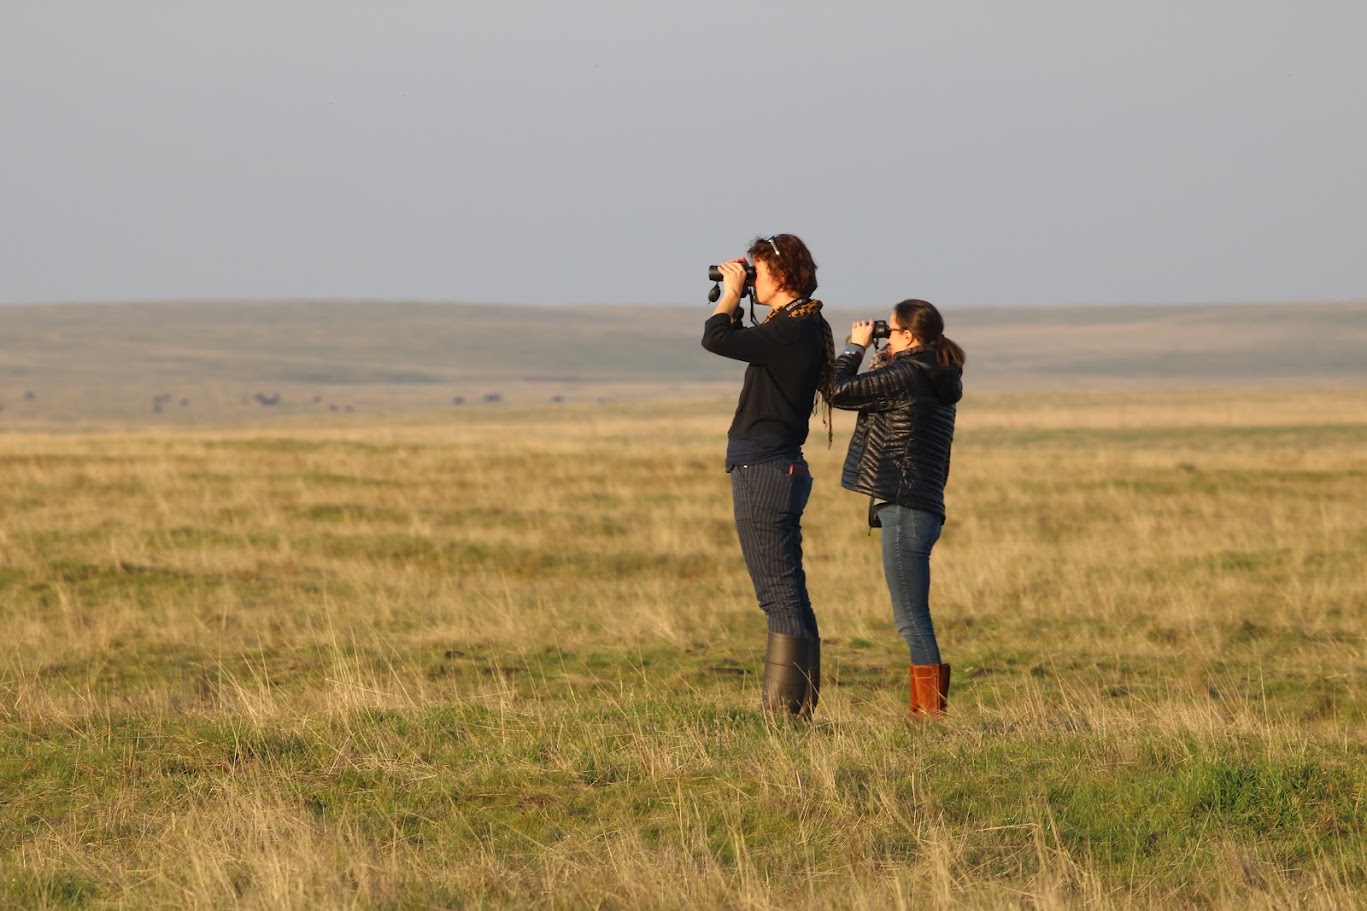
left=1, top=387, right=1365, bottom=909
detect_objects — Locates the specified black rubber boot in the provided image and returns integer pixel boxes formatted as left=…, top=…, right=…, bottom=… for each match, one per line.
left=761, top=633, right=821, bottom=717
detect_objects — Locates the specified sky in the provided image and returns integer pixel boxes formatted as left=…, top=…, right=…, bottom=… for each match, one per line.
left=3, top=2, right=1365, bottom=309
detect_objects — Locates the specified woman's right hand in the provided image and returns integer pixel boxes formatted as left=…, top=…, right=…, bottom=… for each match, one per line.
left=850, top=320, right=875, bottom=348
left=716, top=259, right=749, bottom=305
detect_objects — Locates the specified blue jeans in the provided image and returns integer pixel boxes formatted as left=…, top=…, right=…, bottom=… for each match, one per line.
left=730, top=459, right=818, bottom=638
left=877, top=503, right=942, bottom=664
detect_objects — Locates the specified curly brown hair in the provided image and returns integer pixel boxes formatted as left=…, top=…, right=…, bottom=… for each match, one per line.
left=747, top=234, right=818, bottom=299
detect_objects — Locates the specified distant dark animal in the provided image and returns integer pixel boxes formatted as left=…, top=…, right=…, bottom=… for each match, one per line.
left=312, top=394, right=322, bottom=403
left=329, top=404, right=338, bottom=412
left=551, top=395, right=565, bottom=403
left=179, top=398, right=190, bottom=407
left=23, top=391, right=35, bottom=401
left=452, top=396, right=465, bottom=406
left=254, top=392, right=281, bottom=406
left=344, top=405, right=354, bottom=413
left=483, top=393, right=502, bottom=404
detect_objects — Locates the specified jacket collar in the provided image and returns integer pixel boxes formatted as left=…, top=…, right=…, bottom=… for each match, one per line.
left=889, top=345, right=931, bottom=362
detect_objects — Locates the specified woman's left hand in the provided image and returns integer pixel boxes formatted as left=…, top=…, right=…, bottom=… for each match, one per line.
left=849, top=320, right=874, bottom=348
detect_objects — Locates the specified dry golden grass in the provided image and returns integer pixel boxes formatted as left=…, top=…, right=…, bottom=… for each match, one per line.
left=1, top=386, right=1364, bottom=909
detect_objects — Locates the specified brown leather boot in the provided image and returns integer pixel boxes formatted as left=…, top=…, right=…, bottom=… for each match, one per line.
left=761, top=633, right=820, bottom=717
left=910, top=663, right=950, bottom=717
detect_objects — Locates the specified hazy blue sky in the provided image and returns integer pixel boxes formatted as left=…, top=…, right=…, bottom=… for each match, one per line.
left=3, top=2, right=1365, bottom=308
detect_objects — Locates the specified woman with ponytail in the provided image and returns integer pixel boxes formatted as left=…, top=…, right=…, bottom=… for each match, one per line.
left=701, top=234, right=834, bottom=717
left=829, top=300, right=965, bottom=717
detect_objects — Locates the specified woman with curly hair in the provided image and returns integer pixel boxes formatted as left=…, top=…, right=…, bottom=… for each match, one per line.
left=701, top=234, right=834, bottom=717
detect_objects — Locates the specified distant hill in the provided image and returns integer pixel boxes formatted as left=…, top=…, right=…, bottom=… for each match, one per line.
left=0, top=299, right=1363, bottom=426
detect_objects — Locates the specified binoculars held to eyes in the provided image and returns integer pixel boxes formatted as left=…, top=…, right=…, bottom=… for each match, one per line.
left=872, top=320, right=891, bottom=340
left=707, top=265, right=756, bottom=284
left=707, top=264, right=757, bottom=304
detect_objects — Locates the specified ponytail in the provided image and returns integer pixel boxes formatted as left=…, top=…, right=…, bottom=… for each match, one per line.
left=931, top=335, right=966, bottom=369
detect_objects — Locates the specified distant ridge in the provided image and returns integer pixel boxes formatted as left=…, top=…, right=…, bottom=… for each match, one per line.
left=1, top=299, right=1363, bottom=424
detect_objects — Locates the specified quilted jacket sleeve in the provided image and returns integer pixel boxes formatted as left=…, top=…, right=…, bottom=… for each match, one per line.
left=829, top=349, right=917, bottom=413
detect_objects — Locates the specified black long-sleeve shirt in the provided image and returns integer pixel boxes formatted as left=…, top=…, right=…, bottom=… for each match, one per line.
left=701, top=307, right=827, bottom=468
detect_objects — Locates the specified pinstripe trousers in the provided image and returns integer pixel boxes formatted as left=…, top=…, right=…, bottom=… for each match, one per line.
left=729, top=458, right=819, bottom=638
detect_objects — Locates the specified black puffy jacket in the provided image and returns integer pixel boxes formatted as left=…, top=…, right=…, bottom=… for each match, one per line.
left=829, top=346, right=962, bottom=523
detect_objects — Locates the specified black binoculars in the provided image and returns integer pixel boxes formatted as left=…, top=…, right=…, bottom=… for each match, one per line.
left=707, top=264, right=757, bottom=284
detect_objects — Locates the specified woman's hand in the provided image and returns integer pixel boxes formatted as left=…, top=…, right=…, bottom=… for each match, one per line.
left=712, top=258, right=749, bottom=316
left=716, top=258, right=749, bottom=300
left=849, top=320, right=875, bottom=348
